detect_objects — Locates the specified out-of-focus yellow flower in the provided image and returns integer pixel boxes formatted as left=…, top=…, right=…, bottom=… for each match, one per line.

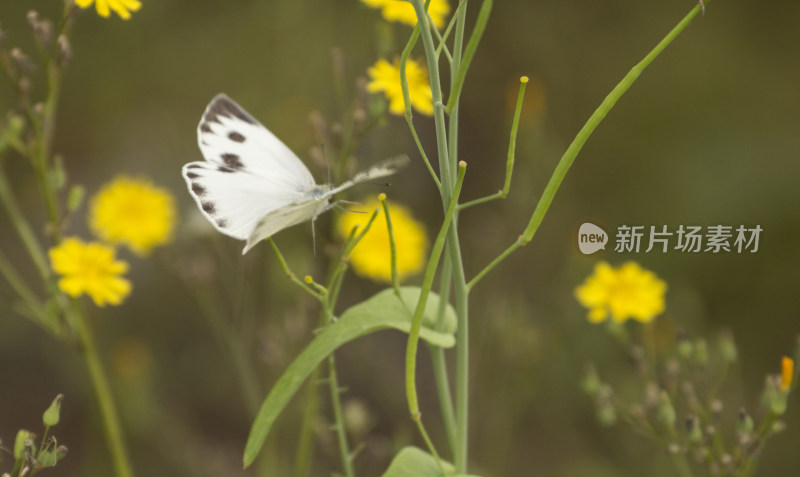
left=575, top=261, right=666, bottom=324
left=49, top=238, right=132, bottom=307
left=367, top=58, right=433, bottom=116
left=75, top=0, right=142, bottom=20
left=336, top=197, right=428, bottom=283
left=361, top=0, right=451, bottom=29
left=781, top=356, right=794, bottom=391
left=90, top=176, right=176, bottom=256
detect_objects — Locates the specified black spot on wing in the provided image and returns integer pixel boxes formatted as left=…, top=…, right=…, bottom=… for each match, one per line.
left=186, top=164, right=203, bottom=169
left=202, top=201, right=215, bottom=214
left=221, top=153, right=243, bottom=169
left=191, top=183, right=206, bottom=196
left=217, top=165, right=236, bottom=174
left=228, top=131, right=246, bottom=142
left=204, top=95, right=257, bottom=125
left=199, top=122, right=212, bottom=133
left=216, top=218, right=228, bottom=228
left=186, top=172, right=200, bottom=179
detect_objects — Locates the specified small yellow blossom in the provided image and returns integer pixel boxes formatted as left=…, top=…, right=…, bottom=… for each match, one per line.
left=361, top=0, right=451, bottom=29
left=49, top=238, right=132, bottom=307
left=336, top=197, right=428, bottom=283
left=367, top=58, right=433, bottom=116
left=75, top=0, right=142, bottom=20
left=90, top=176, right=176, bottom=256
left=781, top=356, right=794, bottom=391
left=575, top=261, right=666, bottom=324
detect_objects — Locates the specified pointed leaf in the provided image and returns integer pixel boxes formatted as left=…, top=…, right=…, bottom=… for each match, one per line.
left=243, top=287, right=456, bottom=467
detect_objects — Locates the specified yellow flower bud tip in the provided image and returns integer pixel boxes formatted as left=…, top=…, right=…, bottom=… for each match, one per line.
left=520, top=75, right=530, bottom=84
left=304, top=275, right=313, bottom=284
left=458, top=160, right=467, bottom=169
left=781, top=356, right=794, bottom=391
left=378, top=193, right=387, bottom=201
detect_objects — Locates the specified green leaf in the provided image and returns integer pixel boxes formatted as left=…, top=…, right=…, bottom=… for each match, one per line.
left=380, top=447, right=483, bottom=477
left=382, top=447, right=454, bottom=477
left=243, top=287, right=456, bottom=467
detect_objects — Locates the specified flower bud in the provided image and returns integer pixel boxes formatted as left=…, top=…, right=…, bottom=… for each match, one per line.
left=657, top=391, right=676, bottom=428
left=581, top=363, right=600, bottom=396
left=13, top=429, right=32, bottom=460
left=677, top=330, right=693, bottom=358
left=718, top=329, right=737, bottom=364
left=43, top=394, right=63, bottom=427
left=686, top=415, right=702, bottom=443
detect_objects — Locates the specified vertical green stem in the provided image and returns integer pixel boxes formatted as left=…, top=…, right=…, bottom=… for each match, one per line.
left=71, top=305, right=135, bottom=477
left=328, top=354, right=355, bottom=477
left=0, top=167, right=49, bottom=279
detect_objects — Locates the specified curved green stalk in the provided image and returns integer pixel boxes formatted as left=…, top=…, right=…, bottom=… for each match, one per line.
left=467, top=2, right=708, bottom=291
left=405, top=161, right=466, bottom=469
left=71, top=304, right=135, bottom=477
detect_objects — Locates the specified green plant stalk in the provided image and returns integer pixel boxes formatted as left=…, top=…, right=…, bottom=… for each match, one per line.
left=0, top=167, right=49, bottom=279
left=380, top=197, right=401, bottom=295
left=327, top=352, right=355, bottom=477
left=0, top=247, right=53, bottom=332
left=267, top=239, right=324, bottom=302
left=71, top=304, right=135, bottom=477
left=400, top=26, right=442, bottom=191
left=431, top=253, right=457, bottom=456
left=444, top=3, right=472, bottom=470
left=405, top=161, right=466, bottom=466
left=293, top=365, right=321, bottom=477
left=467, top=2, right=707, bottom=291
left=445, top=0, right=492, bottom=114
left=459, top=77, right=527, bottom=210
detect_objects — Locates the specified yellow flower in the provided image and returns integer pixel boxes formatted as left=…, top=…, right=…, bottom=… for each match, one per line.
left=367, top=58, right=433, bottom=116
left=361, top=0, right=451, bottom=29
left=781, top=356, right=794, bottom=391
left=574, top=261, right=666, bottom=324
left=75, top=0, right=142, bottom=20
left=90, top=176, right=176, bottom=256
left=49, top=238, right=132, bottom=307
left=336, top=197, right=428, bottom=283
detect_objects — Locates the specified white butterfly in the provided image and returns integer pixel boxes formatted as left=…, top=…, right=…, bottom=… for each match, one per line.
left=182, top=94, right=409, bottom=254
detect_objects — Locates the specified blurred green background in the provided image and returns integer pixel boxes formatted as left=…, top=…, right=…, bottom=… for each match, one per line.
left=1, top=0, right=798, bottom=475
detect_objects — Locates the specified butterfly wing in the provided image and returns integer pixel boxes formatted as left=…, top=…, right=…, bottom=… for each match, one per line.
left=197, top=94, right=316, bottom=187
left=327, top=155, right=410, bottom=196
left=183, top=94, right=318, bottom=246
left=243, top=199, right=331, bottom=254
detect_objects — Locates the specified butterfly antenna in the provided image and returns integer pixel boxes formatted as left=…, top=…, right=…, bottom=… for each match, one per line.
left=321, top=144, right=332, bottom=185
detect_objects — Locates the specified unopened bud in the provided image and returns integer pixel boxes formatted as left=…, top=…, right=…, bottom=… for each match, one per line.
left=43, top=394, right=63, bottom=427
left=56, top=35, right=72, bottom=67
left=686, top=416, right=702, bottom=443
left=694, top=339, right=708, bottom=366
left=719, top=329, right=737, bottom=364
left=13, top=430, right=32, bottom=459
left=676, top=329, right=692, bottom=358
left=657, top=391, right=676, bottom=428
left=581, top=363, right=600, bottom=396
left=737, top=407, right=754, bottom=434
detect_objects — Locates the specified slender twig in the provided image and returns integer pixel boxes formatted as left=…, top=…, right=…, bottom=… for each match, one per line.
left=379, top=195, right=401, bottom=295
left=459, top=76, right=527, bottom=210
left=467, top=3, right=707, bottom=291
left=267, top=238, right=324, bottom=302
left=445, top=0, right=492, bottom=114
left=70, top=302, right=135, bottom=477
left=405, top=161, right=466, bottom=470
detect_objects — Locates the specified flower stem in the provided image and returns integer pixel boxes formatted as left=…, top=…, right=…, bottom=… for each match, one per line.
left=467, top=2, right=707, bottom=290
left=71, top=304, right=135, bottom=477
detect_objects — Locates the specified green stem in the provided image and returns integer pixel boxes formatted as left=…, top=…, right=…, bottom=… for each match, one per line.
left=467, top=2, right=707, bottom=290
left=71, top=304, right=135, bottom=477
left=458, top=76, right=527, bottom=210
left=445, top=0, right=492, bottom=114
left=380, top=196, right=401, bottom=295
left=328, top=353, right=355, bottom=477
left=0, top=247, right=53, bottom=333
left=405, top=162, right=466, bottom=467
left=429, top=345, right=457, bottom=456
left=0, top=166, right=49, bottom=279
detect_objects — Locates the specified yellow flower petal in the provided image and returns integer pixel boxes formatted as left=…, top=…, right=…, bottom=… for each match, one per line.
left=49, top=238, right=132, bottom=307
left=75, top=0, right=141, bottom=20
left=89, top=176, right=176, bottom=256
left=574, top=261, right=666, bottom=324
left=367, top=58, right=433, bottom=117
left=336, top=197, right=427, bottom=283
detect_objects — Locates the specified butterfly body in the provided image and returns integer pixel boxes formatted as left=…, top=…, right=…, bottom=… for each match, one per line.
left=182, top=94, right=408, bottom=254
